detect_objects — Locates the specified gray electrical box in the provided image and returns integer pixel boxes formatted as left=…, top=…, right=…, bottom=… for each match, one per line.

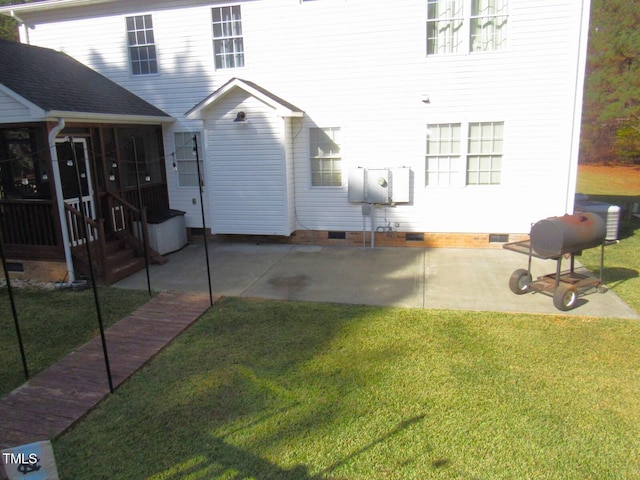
left=366, top=169, right=390, bottom=204
left=348, top=167, right=411, bottom=205
left=348, top=167, right=366, bottom=202
left=390, top=167, right=410, bottom=204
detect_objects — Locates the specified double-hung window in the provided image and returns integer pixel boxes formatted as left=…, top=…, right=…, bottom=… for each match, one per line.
left=426, top=123, right=462, bottom=186
left=466, top=122, right=503, bottom=185
left=426, top=0, right=508, bottom=55
left=126, top=15, right=158, bottom=75
left=310, top=127, right=342, bottom=187
left=212, top=6, right=244, bottom=69
left=426, top=122, right=504, bottom=186
left=174, top=132, right=204, bottom=187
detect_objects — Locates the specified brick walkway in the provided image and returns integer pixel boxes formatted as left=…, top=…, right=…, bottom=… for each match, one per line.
left=0, top=291, right=213, bottom=466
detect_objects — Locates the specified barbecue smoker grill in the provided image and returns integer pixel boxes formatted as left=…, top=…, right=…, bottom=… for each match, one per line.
left=503, top=213, right=607, bottom=311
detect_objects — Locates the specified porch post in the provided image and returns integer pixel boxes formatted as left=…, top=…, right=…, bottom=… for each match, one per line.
left=48, top=118, right=76, bottom=282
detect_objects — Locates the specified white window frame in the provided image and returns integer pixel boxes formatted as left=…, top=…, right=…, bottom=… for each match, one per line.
left=173, top=132, right=204, bottom=188
left=425, top=123, right=462, bottom=187
left=212, top=5, right=245, bottom=70
left=310, top=127, right=342, bottom=187
left=425, top=121, right=504, bottom=187
left=126, top=14, right=158, bottom=75
left=426, top=0, right=508, bottom=56
left=466, top=121, right=503, bottom=185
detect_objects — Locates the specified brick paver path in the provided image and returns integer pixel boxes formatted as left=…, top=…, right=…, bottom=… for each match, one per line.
left=0, top=291, right=212, bottom=463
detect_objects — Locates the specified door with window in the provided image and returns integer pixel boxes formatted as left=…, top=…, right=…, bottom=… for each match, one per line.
left=55, top=138, right=97, bottom=246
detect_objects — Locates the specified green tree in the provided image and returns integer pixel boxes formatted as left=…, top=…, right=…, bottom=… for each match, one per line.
left=0, top=0, right=22, bottom=41
left=581, top=0, right=640, bottom=164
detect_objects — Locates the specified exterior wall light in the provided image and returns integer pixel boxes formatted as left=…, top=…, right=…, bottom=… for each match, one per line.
left=234, top=111, right=247, bottom=122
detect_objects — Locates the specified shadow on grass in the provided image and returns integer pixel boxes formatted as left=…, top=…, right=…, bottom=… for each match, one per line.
left=55, top=298, right=432, bottom=479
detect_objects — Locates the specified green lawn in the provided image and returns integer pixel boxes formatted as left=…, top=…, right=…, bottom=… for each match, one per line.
left=54, top=298, right=640, bottom=479
left=0, top=287, right=151, bottom=397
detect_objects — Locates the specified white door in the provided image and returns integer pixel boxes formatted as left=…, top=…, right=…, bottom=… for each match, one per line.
left=55, top=138, right=97, bottom=246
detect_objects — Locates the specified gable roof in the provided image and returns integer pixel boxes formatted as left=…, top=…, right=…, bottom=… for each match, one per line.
left=185, top=78, right=304, bottom=120
left=0, top=39, right=172, bottom=124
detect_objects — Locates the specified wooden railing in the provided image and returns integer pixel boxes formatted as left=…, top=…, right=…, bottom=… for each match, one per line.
left=63, top=202, right=107, bottom=276
left=105, top=191, right=165, bottom=264
left=0, top=199, right=63, bottom=260
left=122, top=183, right=169, bottom=215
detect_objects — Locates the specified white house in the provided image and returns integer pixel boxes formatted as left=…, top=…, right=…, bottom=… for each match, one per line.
left=1, top=0, right=591, bottom=250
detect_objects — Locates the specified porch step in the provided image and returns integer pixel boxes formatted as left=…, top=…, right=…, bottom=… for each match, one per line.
left=102, top=240, right=144, bottom=284
left=107, top=255, right=146, bottom=284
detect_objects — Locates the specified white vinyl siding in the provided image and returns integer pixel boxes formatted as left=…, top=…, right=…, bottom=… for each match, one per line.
left=173, top=132, right=203, bottom=187
left=212, top=5, right=244, bottom=69
left=310, top=127, right=341, bottom=187
left=17, top=0, right=589, bottom=234
left=126, top=15, right=157, bottom=75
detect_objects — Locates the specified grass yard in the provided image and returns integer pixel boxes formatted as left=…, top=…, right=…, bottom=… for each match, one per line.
left=0, top=287, right=151, bottom=397
left=54, top=298, right=640, bottom=479
left=576, top=163, right=640, bottom=313
left=576, top=164, right=640, bottom=196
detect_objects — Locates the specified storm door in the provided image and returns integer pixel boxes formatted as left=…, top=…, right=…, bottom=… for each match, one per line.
left=55, top=138, right=97, bottom=246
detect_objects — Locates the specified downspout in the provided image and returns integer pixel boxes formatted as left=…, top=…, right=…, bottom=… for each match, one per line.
left=10, top=11, right=30, bottom=44
left=48, top=118, right=76, bottom=282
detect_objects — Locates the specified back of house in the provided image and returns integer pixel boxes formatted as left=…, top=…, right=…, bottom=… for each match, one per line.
left=1, top=0, right=591, bottom=249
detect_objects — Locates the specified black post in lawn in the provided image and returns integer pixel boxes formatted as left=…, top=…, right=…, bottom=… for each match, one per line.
left=193, top=134, right=213, bottom=306
left=131, top=137, right=152, bottom=297
left=0, top=226, right=29, bottom=380
left=67, top=136, right=114, bottom=393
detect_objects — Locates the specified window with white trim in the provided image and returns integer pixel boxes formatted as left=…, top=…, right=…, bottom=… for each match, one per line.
left=426, top=121, right=503, bottom=186
left=426, top=0, right=508, bottom=55
left=174, top=132, right=204, bottom=187
left=426, top=123, right=462, bottom=186
left=126, top=15, right=158, bottom=75
left=310, top=127, right=342, bottom=187
left=212, top=5, right=244, bottom=69
left=466, top=121, right=503, bottom=185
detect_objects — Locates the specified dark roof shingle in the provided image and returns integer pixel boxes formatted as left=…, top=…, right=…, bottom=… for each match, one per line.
left=0, top=39, right=170, bottom=119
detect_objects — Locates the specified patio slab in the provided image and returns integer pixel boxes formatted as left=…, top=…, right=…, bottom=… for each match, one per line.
left=114, top=240, right=640, bottom=319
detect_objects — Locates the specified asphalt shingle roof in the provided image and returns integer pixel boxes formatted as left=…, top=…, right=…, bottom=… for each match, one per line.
left=0, top=39, right=170, bottom=119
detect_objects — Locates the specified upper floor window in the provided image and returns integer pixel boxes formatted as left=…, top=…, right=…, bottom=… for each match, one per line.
left=126, top=15, right=158, bottom=75
left=212, top=6, right=244, bottom=69
left=426, top=0, right=508, bottom=55
left=310, top=127, right=342, bottom=187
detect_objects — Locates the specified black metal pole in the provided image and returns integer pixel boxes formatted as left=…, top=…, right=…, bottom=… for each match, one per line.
left=131, top=137, right=152, bottom=297
left=68, top=137, right=114, bottom=393
left=193, top=135, right=213, bottom=306
left=0, top=227, right=29, bottom=380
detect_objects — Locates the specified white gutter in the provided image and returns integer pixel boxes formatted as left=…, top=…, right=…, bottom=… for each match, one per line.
left=48, top=118, right=76, bottom=282
left=45, top=111, right=174, bottom=125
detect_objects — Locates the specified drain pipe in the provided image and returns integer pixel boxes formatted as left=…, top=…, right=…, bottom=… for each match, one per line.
left=48, top=118, right=76, bottom=282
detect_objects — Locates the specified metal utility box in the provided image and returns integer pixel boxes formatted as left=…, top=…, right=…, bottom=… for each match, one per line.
left=366, top=169, right=390, bottom=204
left=348, top=167, right=411, bottom=205
left=390, top=167, right=410, bottom=203
left=574, top=200, right=621, bottom=241
left=348, top=168, right=366, bottom=202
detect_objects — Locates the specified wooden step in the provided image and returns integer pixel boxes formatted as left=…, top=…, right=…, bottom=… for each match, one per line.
left=106, top=256, right=146, bottom=284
